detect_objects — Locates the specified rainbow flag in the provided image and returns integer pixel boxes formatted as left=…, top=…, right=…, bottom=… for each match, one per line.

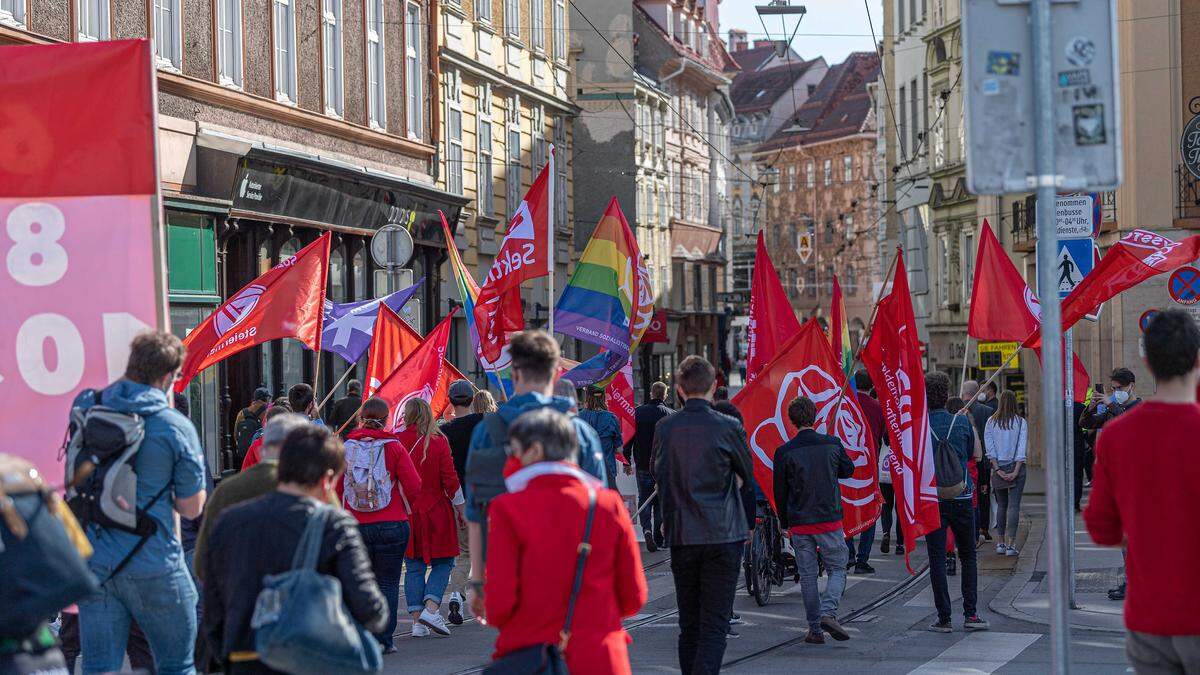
left=830, top=275, right=854, bottom=384
left=555, top=198, right=654, bottom=386
left=439, top=211, right=513, bottom=396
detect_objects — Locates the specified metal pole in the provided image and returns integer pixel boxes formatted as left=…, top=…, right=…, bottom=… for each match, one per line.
left=547, top=146, right=556, bottom=336
left=1065, top=328, right=1077, bottom=609
left=1032, top=0, right=1072, bottom=670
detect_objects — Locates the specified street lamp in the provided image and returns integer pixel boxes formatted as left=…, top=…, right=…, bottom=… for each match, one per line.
left=756, top=1, right=807, bottom=59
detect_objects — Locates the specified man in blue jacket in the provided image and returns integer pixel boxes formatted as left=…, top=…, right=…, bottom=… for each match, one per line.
left=75, top=332, right=207, bottom=675
left=463, top=330, right=605, bottom=619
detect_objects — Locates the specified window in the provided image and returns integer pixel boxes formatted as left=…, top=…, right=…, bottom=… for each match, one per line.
left=477, top=83, right=494, bottom=216
left=216, top=0, right=241, bottom=87
left=405, top=2, right=423, bottom=138
left=554, top=116, right=568, bottom=228
left=506, top=94, right=522, bottom=215
left=772, top=169, right=780, bottom=194
left=321, top=0, right=343, bottom=116
left=897, top=0, right=905, bottom=32
left=963, top=231, right=975, bottom=303
left=671, top=163, right=682, bottom=218
left=824, top=264, right=835, bottom=296
left=787, top=166, right=795, bottom=191
left=732, top=197, right=743, bottom=235
left=552, top=0, right=565, bottom=60
left=504, top=0, right=519, bottom=38
left=911, top=78, right=920, bottom=157
left=272, top=0, right=296, bottom=102
left=530, top=0, right=544, bottom=52
left=923, top=74, right=930, bottom=151
left=845, top=264, right=857, bottom=295
left=692, top=264, right=703, bottom=310
left=366, top=0, right=386, bottom=128
left=806, top=268, right=817, bottom=297
left=939, top=234, right=950, bottom=305
left=0, top=0, right=25, bottom=26
left=153, top=0, right=181, bottom=69
left=445, top=69, right=463, bottom=195
left=531, top=105, right=547, bottom=171
left=898, top=84, right=907, bottom=160
left=78, top=0, right=110, bottom=40
left=823, top=159, right=832, bottom=186
left=824, top=219, right=834, bottom=244
left=475, top=0, right=490, bottom=22
left=709, top=266, right=718, bottom=310
left=843, top=155, right=853, bottom=182
left=806, top=161, right=814, bottom=188
left=672, top=262, right=685, bottom=307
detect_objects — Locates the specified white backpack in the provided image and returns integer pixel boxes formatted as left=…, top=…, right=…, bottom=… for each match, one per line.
left=343, top=438, right=401, bottom=513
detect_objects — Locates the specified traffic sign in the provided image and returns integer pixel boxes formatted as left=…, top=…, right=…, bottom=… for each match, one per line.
left=978, top=341, right=1020, bottom=370
left=963, top=0, right=1123, bottom=194
left=1055, top=238, right=1093, bottom=299
left=1139, top=309, right=1159, bottom=333
left=1168, top=266, right=1200, bottom=306
left=1055, top=195, right=1094, bottom=238
left=797, top=233, right=813, bottom=264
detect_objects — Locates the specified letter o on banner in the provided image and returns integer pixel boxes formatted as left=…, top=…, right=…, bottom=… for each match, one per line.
left=16, top=313, right=85, bottom=395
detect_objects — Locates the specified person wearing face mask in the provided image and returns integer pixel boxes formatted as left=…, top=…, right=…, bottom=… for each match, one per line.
left=1080, top=368, right=1141, bottom=432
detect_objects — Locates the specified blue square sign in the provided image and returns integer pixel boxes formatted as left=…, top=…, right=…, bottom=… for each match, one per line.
left=1055, top=238, right=1094, bottom=299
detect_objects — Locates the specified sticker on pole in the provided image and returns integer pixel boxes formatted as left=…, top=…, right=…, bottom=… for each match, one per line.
left=1055, top=238, right=1093, bottom=298
left=1168, top=266, right=1200, bottom=306
left=1139, top=309, right=1159, bottom=333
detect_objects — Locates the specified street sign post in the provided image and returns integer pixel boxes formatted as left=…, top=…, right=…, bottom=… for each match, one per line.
left=963, top=0, right=1122, bottom=194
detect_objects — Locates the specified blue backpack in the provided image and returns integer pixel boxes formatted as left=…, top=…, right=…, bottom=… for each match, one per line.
left=250, top=506, right=382, bottom=675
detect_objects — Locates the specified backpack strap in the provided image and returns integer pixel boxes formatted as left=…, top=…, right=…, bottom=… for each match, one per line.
left=291, top=505, right=331, bottom=571
left=98, top=482, right=172, bottom=586
left=558, top=485, right=597, bottom=652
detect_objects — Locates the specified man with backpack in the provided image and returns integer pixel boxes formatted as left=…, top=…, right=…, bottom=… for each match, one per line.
left=69, top=332, right=208, bottom=675
left=233, top=387, right=270, bottom=466
left=923, top=371, right=989, bottom=634
left=463, top=330, right=606, bottom=620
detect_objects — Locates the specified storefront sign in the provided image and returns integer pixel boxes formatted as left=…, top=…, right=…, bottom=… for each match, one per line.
left=0, top=41, right=163, bottom=479
left=977, top=341, right=1020, bottom=370
left=1181, top=98, right=1200, bottom=180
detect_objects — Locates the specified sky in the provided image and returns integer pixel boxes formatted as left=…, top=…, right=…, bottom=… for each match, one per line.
left=718, top=0, right=885, bottom=65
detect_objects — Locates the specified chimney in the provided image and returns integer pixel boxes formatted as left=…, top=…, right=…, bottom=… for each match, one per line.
left=728, top=28, right=748, bottom=52
left=753, top=39, right=774, bottom=50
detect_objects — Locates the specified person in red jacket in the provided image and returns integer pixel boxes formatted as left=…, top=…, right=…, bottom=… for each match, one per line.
left=395, top=397, right=462, bottom=638
left=484, top=408, right=648, bottom=675
left=337, top=396, right=422, bottom=654
left=1085, top=309, right=1200, bottom=671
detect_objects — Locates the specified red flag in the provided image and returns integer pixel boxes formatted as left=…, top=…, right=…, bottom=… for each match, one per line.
left=177, top=233, right=330, bottom=391
left=642, top=310, right=670, bottom=343
left=475, top=152, right=554, bottom=360
left=968, top=221, right=1090, bottom=402
left=374, top=309, right=456, bottom=431
left=746, top=231, right=800, bottom=385
left=606, top=362, right=637, bottom=448
left=1027, top=228, right=1200, bottom=346
left=733, top=320, right=880, bottom=536
left=366, top=305, right=468, bottom=417
left=860, top=252, right=939, bottom=572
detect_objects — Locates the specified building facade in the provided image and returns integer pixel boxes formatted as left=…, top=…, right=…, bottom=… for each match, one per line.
left=1, top=0, right=466, bottom=472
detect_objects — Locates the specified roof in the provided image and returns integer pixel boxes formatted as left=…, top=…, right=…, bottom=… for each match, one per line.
left=635, top=3, right=740, bottom=75
left=730, top=60, right=817, bottom=115
left=731, top=45, right=778, bottom=72
left=757, top=51, right=880, bottom=151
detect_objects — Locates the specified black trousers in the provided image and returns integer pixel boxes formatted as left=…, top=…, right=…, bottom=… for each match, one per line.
left=879, top=483, right=903, bottom=542
left=924, top=499, right=979, bottom=623
left=670, top=542, right=742, bottom=675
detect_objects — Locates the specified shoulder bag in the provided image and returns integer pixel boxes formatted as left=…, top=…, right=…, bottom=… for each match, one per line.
left=990, top=419, right=1025, bottom=492
left=482, top=486, right=598, bottom=675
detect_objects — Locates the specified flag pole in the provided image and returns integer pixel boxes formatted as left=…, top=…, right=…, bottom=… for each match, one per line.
left=314, top=361, right=360, bottom=415
left=313, top=349, right=322, bottom=407
left=547, top=145, right=556, bottom=337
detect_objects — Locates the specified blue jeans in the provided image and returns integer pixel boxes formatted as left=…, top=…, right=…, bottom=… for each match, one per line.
left=404, top=557, right=454, bottom=613
left=791, top=530, right=849, bottom=632
left=845, top=520, right=877, bottom=565
left=359, top=521, right=410, bottom=649
left=78, top=561, right=198, bottom=675
left=636, top=470, right=661, bottom=542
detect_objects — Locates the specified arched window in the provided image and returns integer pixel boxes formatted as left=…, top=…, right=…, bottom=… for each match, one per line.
left=330, top=246, right=346, bottom=302
left=279, top=238, right=304, bottom=391
left=352, top=247, right=366, bottom=300
left=731, top=197, right=743, bottom=235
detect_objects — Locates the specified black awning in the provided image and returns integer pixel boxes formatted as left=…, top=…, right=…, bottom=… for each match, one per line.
left=229, top=148, right=469, bottom=246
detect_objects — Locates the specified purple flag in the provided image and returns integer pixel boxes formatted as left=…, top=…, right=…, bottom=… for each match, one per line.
left=321, top=280, right=423, bottom=363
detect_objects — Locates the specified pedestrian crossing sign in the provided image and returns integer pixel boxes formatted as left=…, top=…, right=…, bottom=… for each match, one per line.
left=1055, top=238, right=1093, bottom=299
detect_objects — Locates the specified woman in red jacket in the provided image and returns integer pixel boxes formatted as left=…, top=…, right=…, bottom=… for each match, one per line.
left=338, top=396, right=422, bottom=654
left=484, top=408, right=648, bottom=675
left=396, top=397, right=462, bottom=638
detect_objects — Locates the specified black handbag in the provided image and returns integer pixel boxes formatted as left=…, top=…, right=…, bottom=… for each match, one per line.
left=483, top=486, right=598, bottom=675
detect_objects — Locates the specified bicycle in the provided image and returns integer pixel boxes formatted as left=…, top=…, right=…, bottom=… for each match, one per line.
left=743, top=503, right=799, bottom=606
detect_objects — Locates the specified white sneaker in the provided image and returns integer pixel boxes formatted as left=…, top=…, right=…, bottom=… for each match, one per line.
left=1006, top=545, right=1020, bottom=556
left=412, top=622, right=430, bottom=637
left=996, top=543, right=1007, bottom=555
left=419, top=608, right=451, bottom=636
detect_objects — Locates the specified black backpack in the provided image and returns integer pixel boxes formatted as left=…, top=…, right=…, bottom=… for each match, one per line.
left=464, top=414, right=512, bottom=515
left=234, top=407, right=264, bottom=466
left=931, top=416, right=967, bottom=500
left=63, top=390, right=169, bottom=580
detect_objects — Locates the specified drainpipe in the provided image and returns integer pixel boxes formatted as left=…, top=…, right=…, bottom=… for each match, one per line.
left=428, top=0, right=441, bottom=173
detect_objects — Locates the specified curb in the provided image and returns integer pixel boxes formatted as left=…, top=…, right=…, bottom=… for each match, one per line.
left=987, top=512, right=1124, bottom=635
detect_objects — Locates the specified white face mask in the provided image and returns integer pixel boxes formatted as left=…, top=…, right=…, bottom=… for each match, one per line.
left=1112, top=389, right=1130, bottom=404
left=977, top=393, right=987, bottom=402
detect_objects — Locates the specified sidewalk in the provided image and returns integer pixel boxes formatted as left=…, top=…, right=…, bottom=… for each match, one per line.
left=989, top=493, right=1126, bottom=634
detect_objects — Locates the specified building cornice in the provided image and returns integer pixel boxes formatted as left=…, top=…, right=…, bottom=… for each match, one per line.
left=439, top=47, right=581, bottom=115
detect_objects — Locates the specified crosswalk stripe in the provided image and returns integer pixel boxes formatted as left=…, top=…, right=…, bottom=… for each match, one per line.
left=908, top=632, right=1042, bottom=674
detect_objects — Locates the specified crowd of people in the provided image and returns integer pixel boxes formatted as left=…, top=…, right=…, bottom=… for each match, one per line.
left=4, top=305, right=1198, bottom=674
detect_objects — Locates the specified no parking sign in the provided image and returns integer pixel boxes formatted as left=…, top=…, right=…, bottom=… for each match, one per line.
left=1168, top=266, right=1200, bottom=306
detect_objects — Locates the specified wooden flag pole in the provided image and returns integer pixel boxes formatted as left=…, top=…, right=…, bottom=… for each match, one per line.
left=315, top=363, right=359, bottom=415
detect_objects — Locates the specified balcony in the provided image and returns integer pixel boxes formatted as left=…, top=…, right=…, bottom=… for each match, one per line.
left=1178, top=165, right=1200, bottom=221
left=1007, top=191, right=1117, bottom=249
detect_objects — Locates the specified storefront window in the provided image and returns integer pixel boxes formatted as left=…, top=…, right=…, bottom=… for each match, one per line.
left=258, top=239, right=276, bottom=393
left=280, top=238, right=305, bottom=391
left=353, top=248, right=366, bottom=300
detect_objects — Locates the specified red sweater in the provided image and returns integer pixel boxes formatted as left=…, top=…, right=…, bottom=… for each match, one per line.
left=485, top=472, right=647, bottom=675
left=1083, top=401, right=1200, bottom=635
left=337, top=428, right=422, bottom=525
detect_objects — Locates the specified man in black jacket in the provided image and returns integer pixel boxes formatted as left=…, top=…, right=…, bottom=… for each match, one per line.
left=625, top=380, right=673, bottom=551
left=653, top=356, right=754, bottom=674
left=773, top=396, right=855, bottom=645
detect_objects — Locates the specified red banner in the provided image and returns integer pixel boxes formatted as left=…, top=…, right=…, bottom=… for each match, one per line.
left=365, top=305, right=409, bottom=399
left=606, top=362, right=637, bottom=447
left=374, top=310, right=457, bottom=430
left=733, top=320, right=881, bottom=537
left=641, top=310, right=669, bottom=343
left=1, top=41, right=162, bottom=480
left=178, top=233, right=330, bottom=391
left=746, top=231, right=800, bottom=385
left=860, top=252, right=940, bottom=571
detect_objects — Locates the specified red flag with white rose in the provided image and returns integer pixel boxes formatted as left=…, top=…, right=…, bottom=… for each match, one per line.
left=733, top=320, right=881, bottom=537
left=373, top=309, right=456, bottom=430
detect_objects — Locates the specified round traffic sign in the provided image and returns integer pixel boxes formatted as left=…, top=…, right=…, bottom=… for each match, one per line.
left=370, top=224, right=414, bottom=268
left=1168, top=266, right=1200, bottom=306
left=1139, top=309, right=1159, bottom=333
